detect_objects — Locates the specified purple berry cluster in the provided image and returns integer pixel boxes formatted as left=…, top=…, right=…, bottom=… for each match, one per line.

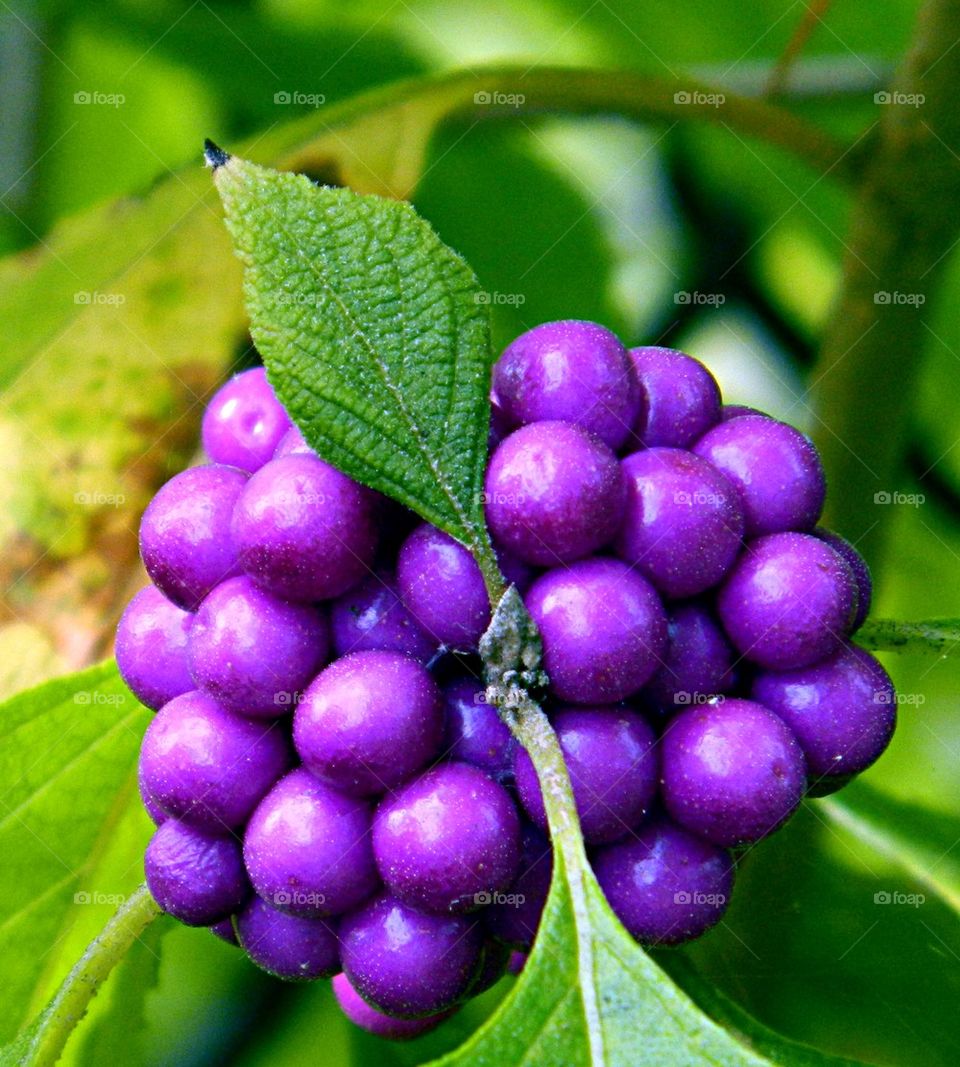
left=117, top=323, right=896, bottom=1040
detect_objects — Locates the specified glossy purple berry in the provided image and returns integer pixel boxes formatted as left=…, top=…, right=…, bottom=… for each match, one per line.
left=232, top=453, right=379, bottom=603
left=646, top=603, right=736, bottom=710
left=719, top=404, right=762, bottom=421
left=514, top=707, right=658, bottom=845
left=139, top=464, right=246, bottom=611
left=661, top=698, right=806, bottom=847
left=294, top=651, right=443, bottom=797
left=492, top=320, right=640, bottom=450
left=484, top=422, right=626, bottom=567
left=396, top=525, right=493, bottom=648
left=332, top=972, right=454, bottom=1039
left=373, top=762, right=521, bottom=914
left=752, top=644, right=895, bottom=787
left=145, top=819, right=248, bottom=926
left=139, top=762, right=167, bottom=826
left=116, top=586, right=193, bottom=710
left=273, top=425, right=312, bottom=458
left=526, top=558, right=667, bottom=704
left=628, top=347, right=721, bottom=448
left=615, top=448, right=744, bottom=598
left=693, top=415, right=825, bottom=537
left=244, top=768, right=379, bottom=918
left=814, top=527, right=872, bottom=631
left=717, top=533, right=857, bottom=670
left=593, top=819, right=734, bottom=946
left=202, top=367, right=292, bottom=473
left=330, top=572, right=435, bottom=662
left=484, top=825, right=552, bottom=949
left=340, top=894, right=483, bottom=1017
left=236, top=896, right=340, bottom=981
left=188, top=576, right=328, bottom=718
left=443, top=679, right=515, bottom=783
left=139, top=690, right=291, bottom=831
left=209, top=918, right=239, bottom=945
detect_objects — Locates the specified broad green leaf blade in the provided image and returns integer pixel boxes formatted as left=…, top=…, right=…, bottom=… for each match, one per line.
left=0, top=662, right=151, bottom=1045
left=211, top=152, right=495, bottom=561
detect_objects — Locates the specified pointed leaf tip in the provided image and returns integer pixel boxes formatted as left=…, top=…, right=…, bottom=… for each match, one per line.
left=203, top=139, right=230, bottom=170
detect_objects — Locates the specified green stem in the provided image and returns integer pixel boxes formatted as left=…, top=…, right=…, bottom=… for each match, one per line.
left=811, top=0, right=960, bottom=568
left=14, top=885, right=161, bottom=1067
left=856, top=618, right=960, bottom=655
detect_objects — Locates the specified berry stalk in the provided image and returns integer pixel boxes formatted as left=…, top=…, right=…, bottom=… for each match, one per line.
left=856, top=617, right=960, bottom=656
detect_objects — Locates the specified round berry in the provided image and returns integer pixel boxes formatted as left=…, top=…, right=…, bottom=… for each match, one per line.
left=443, top=679, right=515, bottom=783
left=340, top=894, right=483, bottom=1017
left=661, top=698, right=806, bottom=847
left=209, top=918, right=239, bottom=945
left=145, top=819, right=248, bottom=926
left=751, top=644, right=895, bottom=786
left=244, top=768, right=379, bottom=918
left=373, top=762, right=521, bottom=914
left=294, top=651, right=443, bottom=797
left=492, top=320, right=639, bottom=450
left=330, top=572, right=435, bottom=662
left=628, top=347, right=720, bottom=447
left=814, top=527, right=872, bottom=631
left=615, top=448, right=744, bottom=598
left=514, top=707, right=658, bottom=845
left=202, top=367, right=291, bottom=473
left=646, top=603, right=736, bottom=710
left=236, top=897, right=339, bottom=981
left=116, top=586, right=193, bottom=710
left=719, top=404, right=762, bottom=421
left=139, top=464, right=246, bottom=611
left=693, top=415, right=825, bottom=537
left=273, top=425, right=312, bottom=458
left=526, top=558, right=667, bottom=704
left=717, top=533, right=857, bottom=670
left=332, top=972, right=453, bottom=1039
left=188, top=576, right=328, bottom=718
left=232, top=453, right=379, bottom=602
left=593, top=819, right=734, bottom=945
left=484, top=825, right=552, bottom=949
left=139, top=762, right=167, bottom=826
left=139, top=690, right=291, bottom=831
left=484, top=422, right=626, bottom=566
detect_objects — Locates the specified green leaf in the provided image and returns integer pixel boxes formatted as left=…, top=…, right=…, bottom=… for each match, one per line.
left=0, top=661, right=151, bottom=1046
left=211, top=151, right=500, bottom=582
left=855, top=618, right=960, bottom=657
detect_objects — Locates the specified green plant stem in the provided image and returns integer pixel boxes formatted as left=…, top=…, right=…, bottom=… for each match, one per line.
left=13, top=885, right=161, bottom=1067
left=811, top=0, right=960, bottom=567
left=856, top=618, right=960, bottom=655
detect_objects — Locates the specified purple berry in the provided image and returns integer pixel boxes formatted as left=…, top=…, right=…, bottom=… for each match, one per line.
left=593, top=819, right=734, bottom=945
left=273, top=425, right=312, bottom=458
left=442, top=679, right=515, bottom=783
left=145, top=819, right=248, bottom=926
left=751, top=644, right=896, bottom=787
left=340, top=894, right=483, bottom=1017
left=693, top=415, right=825, bottom=537
left=139, top=464, right=246, bottom=611
left=646, top=603, right=736, bottom=710
left=330, top=572, right=435, bottom=662
left=615, top=448, right=744, bottom=598
left=210, top=918, right=238, bottom=945
left=492, top=320, right=640, bottom=450
left=514, top=707, right=658, bottom=845
left=236, top=896, right=340, bottom=981
left=294, top=651, right=443, bottom=797
left=139, top=762, right=167, bottom=826
left=232, top=454, right=380, bottom=603
left=332, top=972, right=454, bottom=1039
left=484, top=825, right=552, bottom=949
left=139, top=690, right=291, bottom=831
left=188, top=576, right=328, bottom=718
left=116, top=586, right=193, bottom=711
left=814, top=527, right=872, bottom=631
left=244, top=768, right=379, bottom=917
left=661, top=698, right=806, bottom=847
left=202, top=367, right=292, bottom=473
left=628, top=347, right=721, bottom=447
left=484, top=422, right=626, bottom=566
left=508, top=951, right=527, bottom=975
left=373, top=762, right=521, bottom=914
left=526, top=558, right=667, bottom=704
left=471, top=940, right=511, bottom=995
left=717, top=532, right=857, bottom=670
left=719, top=404, right=762, bottom=421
